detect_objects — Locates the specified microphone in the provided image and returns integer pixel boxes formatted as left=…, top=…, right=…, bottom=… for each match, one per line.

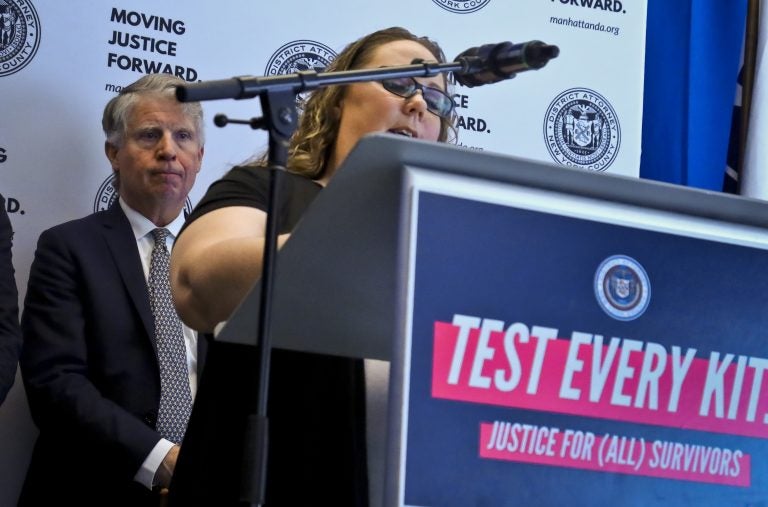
left=454, top=40, right=559, bottom=87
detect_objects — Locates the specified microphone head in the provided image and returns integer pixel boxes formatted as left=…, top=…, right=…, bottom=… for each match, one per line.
left=454, top=40, right=559, bottom=88
left=524, top=41, right=560, bottom=69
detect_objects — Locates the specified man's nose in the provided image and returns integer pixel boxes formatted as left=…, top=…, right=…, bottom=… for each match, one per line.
left=156, top=132, right=177, bottom=159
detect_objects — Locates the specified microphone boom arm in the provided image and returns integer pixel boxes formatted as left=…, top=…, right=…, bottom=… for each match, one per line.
left=176, top=39, right=559, bottom=103
left=176, top=60, right=466, bottom=103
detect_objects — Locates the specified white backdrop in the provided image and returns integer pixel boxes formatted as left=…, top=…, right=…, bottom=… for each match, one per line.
left=0, top=0, right=647, bottom=503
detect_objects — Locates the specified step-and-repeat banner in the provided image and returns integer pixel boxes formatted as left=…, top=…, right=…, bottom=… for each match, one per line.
left=0, top=0, right=647, bottom=503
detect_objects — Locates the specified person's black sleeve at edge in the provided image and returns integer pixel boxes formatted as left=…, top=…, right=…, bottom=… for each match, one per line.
left=0, top=194, right=21, bottom=405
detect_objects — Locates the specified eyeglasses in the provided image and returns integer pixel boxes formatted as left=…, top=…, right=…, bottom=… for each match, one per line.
left=380, top=77, right=455, bottom=120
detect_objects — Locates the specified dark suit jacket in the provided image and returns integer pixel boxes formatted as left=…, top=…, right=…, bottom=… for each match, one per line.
left=0, top=194, right=20, bottom=405
left=19, top=203, right=206, bottom=507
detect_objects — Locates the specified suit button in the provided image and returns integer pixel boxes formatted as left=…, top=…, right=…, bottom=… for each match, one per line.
left=144, top=411, right=157, bottom=426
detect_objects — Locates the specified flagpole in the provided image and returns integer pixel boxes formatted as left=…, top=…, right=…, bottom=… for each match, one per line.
left=738, top=0, right=761, bottom=192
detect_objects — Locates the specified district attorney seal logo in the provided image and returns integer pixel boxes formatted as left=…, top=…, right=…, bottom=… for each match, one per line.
left=544, top=88, right=620, bottom=172
left=265, top=39, right=336, bottom=76
left=594, top=255, right=650, bottom=321
left=0, top=0, right=41, bottom=77
left=431, top=0, right=492, bottom=14
left=94, top=174, right=193, bottom=216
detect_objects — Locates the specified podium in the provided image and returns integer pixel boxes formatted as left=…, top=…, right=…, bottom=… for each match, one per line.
left=172, top=135, right=768, bottom=506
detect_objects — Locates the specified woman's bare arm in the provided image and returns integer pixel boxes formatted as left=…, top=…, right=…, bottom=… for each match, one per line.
left=170, top=206, right=288, bottom=332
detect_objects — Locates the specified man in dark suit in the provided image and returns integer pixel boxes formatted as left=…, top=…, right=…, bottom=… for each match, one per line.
left=19, top=73, right=206, bottom=506
left=0, top=194, right=20, bottom=405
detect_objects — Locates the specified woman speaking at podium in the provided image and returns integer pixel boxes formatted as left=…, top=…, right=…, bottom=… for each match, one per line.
left=170, top=26, right=455, bottom=505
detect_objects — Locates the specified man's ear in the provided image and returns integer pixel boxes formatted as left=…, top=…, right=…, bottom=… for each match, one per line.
left=104, top=141, right=119, bottom=170
left=197, top=145, right=205, bottom=171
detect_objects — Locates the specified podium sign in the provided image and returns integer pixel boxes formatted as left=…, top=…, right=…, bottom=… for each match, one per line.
left=392, top=166, right=768, bottom=506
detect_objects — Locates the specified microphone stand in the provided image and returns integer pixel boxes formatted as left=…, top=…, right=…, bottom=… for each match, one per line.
left=238, top=86, right=294, bottom=507
left=176, top=59, right=466, bottom=507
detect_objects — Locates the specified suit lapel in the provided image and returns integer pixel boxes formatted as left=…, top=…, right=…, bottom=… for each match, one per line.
left=99, top=204, right=155, bottom=346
